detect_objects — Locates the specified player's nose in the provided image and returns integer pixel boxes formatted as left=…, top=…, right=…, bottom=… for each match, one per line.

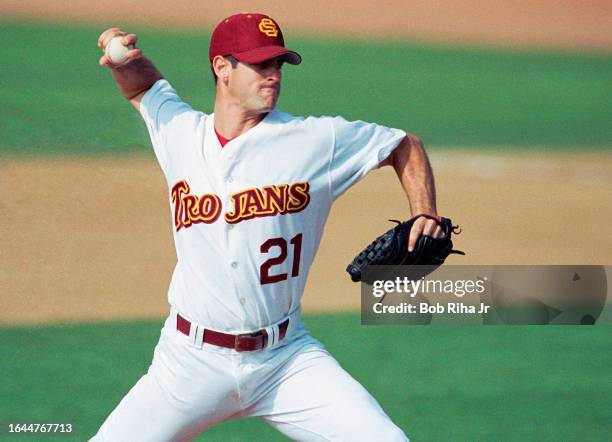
left=265, top=67, right=281, bottom=82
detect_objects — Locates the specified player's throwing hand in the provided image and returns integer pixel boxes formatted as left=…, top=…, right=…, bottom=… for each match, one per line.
left=97, top=28, right=141, bottom=67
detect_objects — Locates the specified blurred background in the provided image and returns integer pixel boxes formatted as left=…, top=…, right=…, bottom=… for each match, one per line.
left=1, top=1, right=611, bottom=440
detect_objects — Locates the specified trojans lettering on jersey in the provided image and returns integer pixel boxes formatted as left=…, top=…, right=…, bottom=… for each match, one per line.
left=170, top=180, right=310, bottom=231
left=171, top=180, right=223, bottom=231
left=225, top=182, right=310, bottom=224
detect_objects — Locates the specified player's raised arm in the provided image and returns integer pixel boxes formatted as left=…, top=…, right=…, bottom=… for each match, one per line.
left=97, top=28, right=163, bottom=111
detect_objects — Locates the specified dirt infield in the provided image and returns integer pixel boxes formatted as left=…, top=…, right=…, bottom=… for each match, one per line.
left=2, top=152, right=611, bottom=324
left=2, top=0, right=611, bottom=50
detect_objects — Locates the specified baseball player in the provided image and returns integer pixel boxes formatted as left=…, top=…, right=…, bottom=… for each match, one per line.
left=92, top=12, right=443, bottom=442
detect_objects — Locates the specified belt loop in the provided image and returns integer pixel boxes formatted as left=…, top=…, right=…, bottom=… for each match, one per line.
left=190, top=325, right=204, bottom=349
left=264, top=323, right=280, bottom=349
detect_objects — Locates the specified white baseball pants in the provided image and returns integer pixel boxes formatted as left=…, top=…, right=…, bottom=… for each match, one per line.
left=90, top=313, right=408, bottom=441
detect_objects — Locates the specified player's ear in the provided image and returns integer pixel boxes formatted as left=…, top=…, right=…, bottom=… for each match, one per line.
left=212, top=55, right=231, bottom=84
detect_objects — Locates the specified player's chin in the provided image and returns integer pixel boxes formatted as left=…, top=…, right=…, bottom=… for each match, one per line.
left=259, top=94, right=279, bottom=111
left=246, top=93, right=278, bottom=114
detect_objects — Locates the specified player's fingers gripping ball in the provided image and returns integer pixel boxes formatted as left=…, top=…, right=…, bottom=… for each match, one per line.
left=104, top=35, right=135, bottom=66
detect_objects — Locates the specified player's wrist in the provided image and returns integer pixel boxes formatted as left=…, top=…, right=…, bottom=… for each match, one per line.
left=411, top=208, right=438, bottom=218
left=110, top=57, right=163, bottom=99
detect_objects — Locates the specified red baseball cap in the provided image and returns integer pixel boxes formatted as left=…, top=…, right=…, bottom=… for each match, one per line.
left=209, top=13, right=302, bottom=65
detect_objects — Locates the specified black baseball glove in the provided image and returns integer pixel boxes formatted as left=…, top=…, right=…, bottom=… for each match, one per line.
left=346, top=214, right=465, bottom=284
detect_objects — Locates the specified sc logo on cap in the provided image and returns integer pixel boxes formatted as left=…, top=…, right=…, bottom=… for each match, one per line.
left=259, top=19, right=279, bottom=37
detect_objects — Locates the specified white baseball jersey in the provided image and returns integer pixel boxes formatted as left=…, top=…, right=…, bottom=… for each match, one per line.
left=93, top=78, right=411, bottom=442
left=140, top=79, right=406, bottom=333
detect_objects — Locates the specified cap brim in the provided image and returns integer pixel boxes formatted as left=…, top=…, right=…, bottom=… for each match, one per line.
left=232, top=45, right=302, bottom=65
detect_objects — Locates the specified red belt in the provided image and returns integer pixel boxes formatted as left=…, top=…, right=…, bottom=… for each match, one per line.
left=176, top=314, right=289, bottom=352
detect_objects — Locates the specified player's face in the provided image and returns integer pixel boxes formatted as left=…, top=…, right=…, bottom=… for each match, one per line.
left=228, top=57, right=284, bottom=114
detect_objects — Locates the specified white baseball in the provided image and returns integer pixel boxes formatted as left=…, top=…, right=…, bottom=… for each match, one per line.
left=105, top=36, right=131, bottom=65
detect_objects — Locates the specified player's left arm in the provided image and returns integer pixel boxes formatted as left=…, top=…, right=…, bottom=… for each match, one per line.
left=379, top=133, right=444, bottom=251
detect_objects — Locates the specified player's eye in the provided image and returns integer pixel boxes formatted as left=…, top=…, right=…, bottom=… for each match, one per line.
left=258, top=58, right=284, bottom=70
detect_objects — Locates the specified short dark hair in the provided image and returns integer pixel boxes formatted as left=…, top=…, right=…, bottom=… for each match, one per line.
left=211, top=55, right=238, bottom=84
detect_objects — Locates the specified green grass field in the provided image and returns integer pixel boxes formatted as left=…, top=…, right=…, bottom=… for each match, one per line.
left=1, top=20, right=611, bottom=154
left=1, top=314, right=611, bottom=441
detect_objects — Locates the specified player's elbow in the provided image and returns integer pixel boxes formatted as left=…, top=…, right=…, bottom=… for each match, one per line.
left=383, top=134, right=422, bottom=167
left=403, top=133, right=424, bottom=150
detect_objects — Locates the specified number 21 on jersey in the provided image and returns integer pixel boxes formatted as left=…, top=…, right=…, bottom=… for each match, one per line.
left=260, top=233, right=302, bottom=285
